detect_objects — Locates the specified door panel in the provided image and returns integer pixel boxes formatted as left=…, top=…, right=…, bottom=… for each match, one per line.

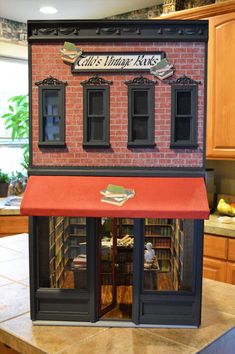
left=98, top=218, right=117, bottom=317
left=207, top=12, right=235, bottom=158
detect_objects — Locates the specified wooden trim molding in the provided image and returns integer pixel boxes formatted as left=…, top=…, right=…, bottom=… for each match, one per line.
left=156, top=0, right=235, bottom=20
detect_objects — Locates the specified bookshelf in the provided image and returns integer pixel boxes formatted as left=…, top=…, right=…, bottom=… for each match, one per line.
left=172, top=219, right=194, bottom=291
left=48, top=217, right=190, bottom=291
left=49, top=216, right=87, bottom=288
left=145, top=218, right=173, bottom=273
left=49, top=216, right=69, bottom=288
left=67, top=217, right=87, bottom=265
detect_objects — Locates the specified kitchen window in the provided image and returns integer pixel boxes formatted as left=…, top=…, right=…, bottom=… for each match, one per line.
left=125, top=76, right=156, bottom=148
left=81, top=76, right=112, bottom=148
left=170, top=76, right=199, bottom=149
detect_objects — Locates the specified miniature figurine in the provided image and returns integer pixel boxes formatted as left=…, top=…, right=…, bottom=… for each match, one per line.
left=144, top=242, right=155, bottom=262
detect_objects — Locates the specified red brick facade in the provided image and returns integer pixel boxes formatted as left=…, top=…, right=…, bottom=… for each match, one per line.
left=31, top=41, right=205, bottom=168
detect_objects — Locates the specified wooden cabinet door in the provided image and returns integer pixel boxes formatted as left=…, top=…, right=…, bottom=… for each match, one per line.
left=203, top=234, right=227, bottom=260
left=0, top=342, right=19, bottom=354
left=206, top=12, right=235, bottom=159
left=203, top=257, right=227, bottom=282
left=0, top=216, right=28, bottom=235
left=228, top=238, right=235, bottom=261
left=227, top=262, right=235, bottom=284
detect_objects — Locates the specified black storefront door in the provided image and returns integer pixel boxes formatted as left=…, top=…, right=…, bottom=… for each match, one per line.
left=92, top=218, right=142, bottom=324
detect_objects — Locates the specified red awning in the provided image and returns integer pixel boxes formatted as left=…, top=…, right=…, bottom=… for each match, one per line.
left=20, top=176, right=209, bottom=219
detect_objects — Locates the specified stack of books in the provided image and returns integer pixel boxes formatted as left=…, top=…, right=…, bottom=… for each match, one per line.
left=150, top=58, right=174, bottom=80
left=60, top=41, right=82, bottom=63
left=100, top=184, right=135, bottom=206
left=72, top=254, right=87, bottom=268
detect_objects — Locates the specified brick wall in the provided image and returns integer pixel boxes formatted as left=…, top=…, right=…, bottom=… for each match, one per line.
left=31, top=41, right=205, bottom=168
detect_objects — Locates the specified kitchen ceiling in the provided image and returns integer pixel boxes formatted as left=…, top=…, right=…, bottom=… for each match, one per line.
left=0, top=0, right=162, bottom=23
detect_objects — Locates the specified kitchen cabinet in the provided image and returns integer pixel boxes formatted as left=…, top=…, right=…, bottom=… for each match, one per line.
left=228, top=238, right=235, bottom=261
left=227, top=262, right=235, bottom=284
left=206, top=12, right=235, bottom=159
left=203, top=234, right=227, bottom=259
left=203, top=233, right=235, bottom=284
left=0, top=216, right=28, bottom=236
left=159, top=1, right=235, bottom=159
left=0, top=342, right=19, bottom=354
left=203, top=257, right=227, bottom=282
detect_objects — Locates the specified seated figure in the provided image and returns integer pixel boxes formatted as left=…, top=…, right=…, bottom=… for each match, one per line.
left=144, top=242, right=155, bottom=262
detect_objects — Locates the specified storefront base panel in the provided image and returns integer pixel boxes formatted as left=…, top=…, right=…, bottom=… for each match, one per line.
left=32, top=320, right=198, bottom=328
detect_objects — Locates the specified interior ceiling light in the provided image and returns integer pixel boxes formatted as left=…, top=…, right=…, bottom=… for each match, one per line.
left=40, top=6, right=58, bottom=14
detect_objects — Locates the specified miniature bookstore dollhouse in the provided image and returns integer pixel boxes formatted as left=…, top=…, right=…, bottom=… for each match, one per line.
left=21, top=19, right=209, bottom=327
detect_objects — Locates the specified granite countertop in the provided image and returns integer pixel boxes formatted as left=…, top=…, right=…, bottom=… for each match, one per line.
left=0, top=234, right=235, bottom=354
left=204, top=213, right=235, bottom=238
left=0, top=197, right=22, bottom=216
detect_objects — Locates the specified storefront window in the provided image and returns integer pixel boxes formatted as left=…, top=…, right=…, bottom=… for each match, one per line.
left=39, top=216, right=87, bottom=290
left=143, top=218, right=194, bottom=292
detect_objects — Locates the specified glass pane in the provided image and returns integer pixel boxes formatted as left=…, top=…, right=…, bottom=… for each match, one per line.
left=176, top=91, right=191, bottom=115
left=88, top=117, right=104, bottom=141
left=89, top=90, right=104, bottom=115
left=175, top=116, right=191, bottom=141
left=47, top=217, right=87, bottom=289
left=43, top=116, right=61, bottom=141
left=44, top=90, right=59, bottom=115
left=132, top=117, right=148, bottom=140
left=144, top=218, right=193, bottom=292
left=133, top=90, right=148, bottom=115
left=100, top=218, right=114, bottom=312
left=100, top=218, right=133, bottom=321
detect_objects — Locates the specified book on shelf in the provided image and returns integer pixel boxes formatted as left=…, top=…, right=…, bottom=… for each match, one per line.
left=73, top=254, right=87, bottom=268
left=100, top=184, right=135, bottom=206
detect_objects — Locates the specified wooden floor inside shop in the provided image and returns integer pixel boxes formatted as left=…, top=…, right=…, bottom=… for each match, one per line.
left=54, top=271, right=174, bottom=320
left=100, top=273, right=173, bottom=320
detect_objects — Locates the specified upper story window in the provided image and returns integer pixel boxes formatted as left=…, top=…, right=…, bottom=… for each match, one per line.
left=35, top=76, right=67, bottom=148
left=169, top=76, right=200, bottom=149
left=81, top=76, right=112, bottom=148
left=125, top=76, right=156, bottom=148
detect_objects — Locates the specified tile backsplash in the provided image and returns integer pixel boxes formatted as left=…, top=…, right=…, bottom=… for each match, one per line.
left=206, top=160, right=235, bottom=196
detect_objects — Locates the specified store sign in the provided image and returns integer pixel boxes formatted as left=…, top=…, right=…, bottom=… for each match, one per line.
left=72, top=52, right=164, bottom=72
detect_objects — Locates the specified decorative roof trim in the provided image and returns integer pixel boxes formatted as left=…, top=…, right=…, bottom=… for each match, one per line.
left=125, top=76, right=157, bottom=86
left=35, top=75, right=67, bottom=86
left=169, top=75, right=201, bottom=86
left=80, top=75, right=113, bottom=86
left=27, top=20, right=208, bottom=43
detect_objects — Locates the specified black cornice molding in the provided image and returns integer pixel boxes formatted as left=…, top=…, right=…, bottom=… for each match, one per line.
left=28, top=166, right=205, bottom=177
left=27, top=19, right=208, bottom=43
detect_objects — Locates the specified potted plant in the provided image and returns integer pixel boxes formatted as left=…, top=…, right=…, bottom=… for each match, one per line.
left=2, top=94, right=29, bottom=171
left=0, top=171, right=10, bottom=197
